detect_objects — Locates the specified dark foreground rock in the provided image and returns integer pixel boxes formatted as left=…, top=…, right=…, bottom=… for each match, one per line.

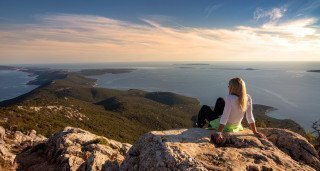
left=0, top=126, right=46, bottom=171
left=121, top=128, right=320, bottom=171
left=16, top=127, right=131, bottom=171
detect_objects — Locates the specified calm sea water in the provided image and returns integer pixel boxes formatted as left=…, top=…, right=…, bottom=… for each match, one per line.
left=87, top=62, right=320, bottom=131
left=1, top=62, right=320, bottom=131
left=0, top=70, right=37, bottom=102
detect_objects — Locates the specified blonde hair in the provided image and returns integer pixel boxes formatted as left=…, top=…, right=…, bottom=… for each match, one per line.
left=228, top=77, right=247, bottom=112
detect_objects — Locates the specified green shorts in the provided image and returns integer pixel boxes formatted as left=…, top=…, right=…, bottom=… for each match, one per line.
left=208, top=117, right=243, bottom=132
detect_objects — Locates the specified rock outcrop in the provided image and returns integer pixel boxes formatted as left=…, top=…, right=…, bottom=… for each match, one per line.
left=259, top=128, right=320, bottom=170
left=1, top=126, right=319, bottom=171
left=121, top=128, right=320, bottom=171
left=0, top=126, right=46, bottom=170
left=16, top=127, right=132, bottom=171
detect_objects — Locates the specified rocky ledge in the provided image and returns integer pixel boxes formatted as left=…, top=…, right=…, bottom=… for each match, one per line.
left=122, top=128, right=320, bottom=171
left=0, top=126, right=131, bottom=171
left=0, top=126, right=46, bottom=170
left=1, top=126, right=319, bottom=171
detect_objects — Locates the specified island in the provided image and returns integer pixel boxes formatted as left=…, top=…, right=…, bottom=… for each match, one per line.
left=307, top=70, right=320, bottom=73
left=177, top=66, right=194, bottom=69
left=184, top=63, right=210, bottom=66
left=0, top=65, right=19, bottom=71
left=172, top=63, right=210, bottom=66
left=79, top=68, right=136, bottom=76
left=210, top=67, right=259, bottom=71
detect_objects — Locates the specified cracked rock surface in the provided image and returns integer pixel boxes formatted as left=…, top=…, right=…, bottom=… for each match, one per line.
left=16, top=127, right=132, bottom=171
left=1, top=126, right=319, bottom=171
left=121, top=128, right=320, bottom=171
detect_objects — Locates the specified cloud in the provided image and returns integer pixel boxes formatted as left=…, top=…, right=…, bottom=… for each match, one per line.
left=239, top=18, right=317, bottom=37
left=0, top=13, right=319, bottom=64
left=296, top=0, right=320, bottom=15
left=204, top=3, right=222, bottom=18
left=254, top=7, right=287, bottom=22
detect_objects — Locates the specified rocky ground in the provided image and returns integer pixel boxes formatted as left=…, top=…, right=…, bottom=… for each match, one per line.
left=1, top=126, right=319, bottom=171
left=0, top=126, right=131, bottom=171
left=0, top=126, right=46, bottom=170
left=122, top=128, right=320, bottom=171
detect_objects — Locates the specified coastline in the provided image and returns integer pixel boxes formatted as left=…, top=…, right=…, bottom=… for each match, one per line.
left=0, top=65, right=307, bottom=141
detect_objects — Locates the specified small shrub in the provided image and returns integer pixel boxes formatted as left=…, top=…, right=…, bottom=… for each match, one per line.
left=88, top=138, right=109, bottom=146
left=306, top=131, right=317, bottom=146
left=96, top=138, right=109, bottom=146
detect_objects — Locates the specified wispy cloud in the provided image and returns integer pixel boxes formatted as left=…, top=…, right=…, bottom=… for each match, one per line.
left=204, top=3, right=222, bottom=18
left=254, top=6, right=287, bottom=22
left=240, top=18, right=317, bottom=37
left=0, top=12, right=319, bottom=64
left=296, top=0, right=320, bottom=16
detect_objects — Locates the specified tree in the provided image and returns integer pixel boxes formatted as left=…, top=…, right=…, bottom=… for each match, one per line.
left=312, top=119, right=320, bottom=138
left=312, top=119, right=320, bottom=157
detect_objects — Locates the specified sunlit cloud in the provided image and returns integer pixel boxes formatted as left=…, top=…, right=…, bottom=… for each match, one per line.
left=0, top=12, right=319, bottom=64
left=239, top=18, right=317, bottom=37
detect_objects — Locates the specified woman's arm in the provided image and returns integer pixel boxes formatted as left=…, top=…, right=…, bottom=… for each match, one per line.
left=217, top=124, right=225, bottom=132
left=219, top=96, right=231, bottom=128
left=214, top=96, right=231, bottom=143
left=249, top=122, right=266, bottom=138
left=246, top=95, right=266, bottom=138
left=214, top=124, right=225, bottom=143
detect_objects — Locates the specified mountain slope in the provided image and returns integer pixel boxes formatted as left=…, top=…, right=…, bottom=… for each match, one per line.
left=0, top=73, right=199, bottom=143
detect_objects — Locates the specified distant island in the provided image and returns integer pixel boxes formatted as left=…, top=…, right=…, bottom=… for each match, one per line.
left=174, top=65, right=259, bottom=70
left=210, top=67, right=259, bottom=71
left=0, top=65, right=19, bottom=71
left=177, top=66, right=194, bottom=69
left=173, top=63, right=210, bottom=66
left=184, top=63, right=210, bottom=66
left=307, top=70, right=320, bottom=73
left=79, top=68, right=135, bottom=76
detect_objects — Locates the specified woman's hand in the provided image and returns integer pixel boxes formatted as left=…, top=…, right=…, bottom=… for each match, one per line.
left=214, top=133, right=224, bottom=144
left=254, top=131, right=266, bottom=139
left=249, top=123, right=266, bottom=139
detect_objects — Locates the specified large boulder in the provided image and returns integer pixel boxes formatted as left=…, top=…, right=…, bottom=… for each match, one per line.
left=12, top=130, right=47, bottom=151
left=259, top=128, right=320, bottom=170
left=0, top=144, right=16, bottom=170
left=0, top=127, right=46, bottom=170
left=0, top=126, right=5, bottom=143
left=16, top=127, right=132, bottom=171
left=121, top=128, right=320, bottom=171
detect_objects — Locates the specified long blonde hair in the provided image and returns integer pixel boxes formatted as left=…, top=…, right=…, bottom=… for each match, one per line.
left=228, top=77, right=247, bottom=112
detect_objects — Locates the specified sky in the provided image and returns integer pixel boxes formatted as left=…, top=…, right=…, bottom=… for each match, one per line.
left=0, top=0, right=320, bottom=64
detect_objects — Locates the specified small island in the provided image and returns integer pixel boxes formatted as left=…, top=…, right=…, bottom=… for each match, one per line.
left=0, top=65, right=19, bottom=71
left=173, top=63, right=210, bottom=66
left=177, top=66, right=194, bottom=69
left=210, top=67, right=259, bottom=71
left=307, top=70, right=320, bottom=73
left=79, top=68, right=136, bottom=76
left=184, top=63, right=210, bottom=66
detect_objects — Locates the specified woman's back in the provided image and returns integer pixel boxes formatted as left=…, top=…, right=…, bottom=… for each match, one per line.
left=219, top=94, right=255, bottom=125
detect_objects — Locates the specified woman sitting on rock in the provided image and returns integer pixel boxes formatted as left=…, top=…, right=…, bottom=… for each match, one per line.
left=196, top=77, right=265, bottom=144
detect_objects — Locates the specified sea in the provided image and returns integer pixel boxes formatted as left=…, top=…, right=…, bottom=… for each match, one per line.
left=1, top=62, right=319, bottom=131
left=0, top=70, right=37, bottom=102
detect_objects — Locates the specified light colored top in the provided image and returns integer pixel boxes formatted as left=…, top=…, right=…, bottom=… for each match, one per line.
left=219, top=94, right=255, bottom=125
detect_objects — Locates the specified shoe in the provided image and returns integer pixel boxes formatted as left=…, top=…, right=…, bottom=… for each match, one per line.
left=195, top=122, right=204, bottom=128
